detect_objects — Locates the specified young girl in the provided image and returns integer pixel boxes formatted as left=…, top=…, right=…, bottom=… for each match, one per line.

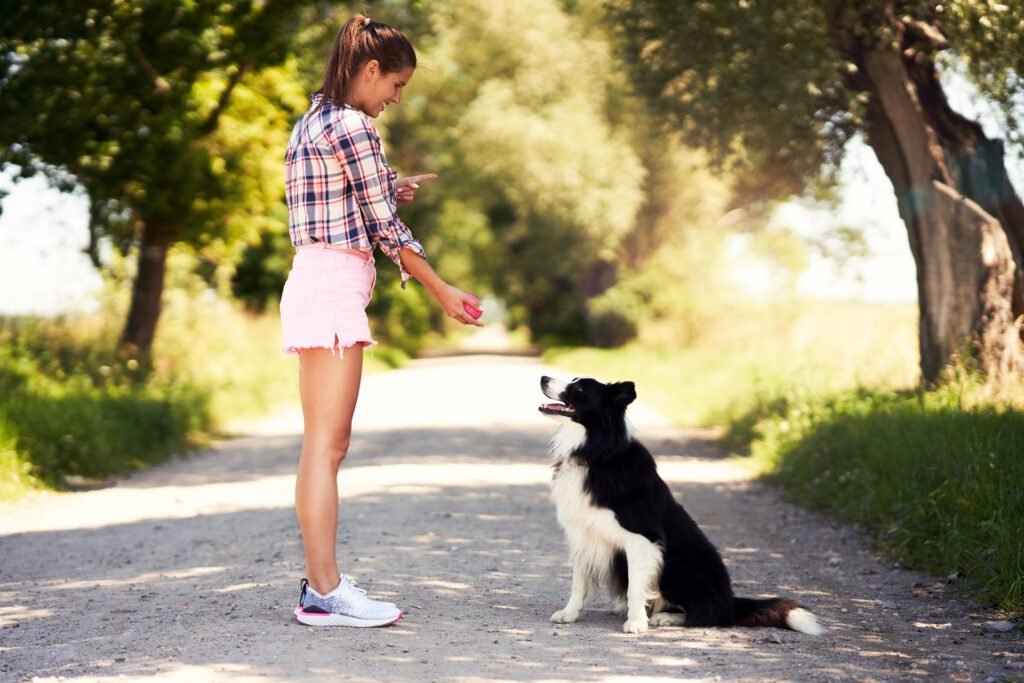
left=281, top=14, right=483, bottom=628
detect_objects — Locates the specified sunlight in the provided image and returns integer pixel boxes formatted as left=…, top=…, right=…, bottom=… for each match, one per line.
left=45, top=566, right=227, bottom=591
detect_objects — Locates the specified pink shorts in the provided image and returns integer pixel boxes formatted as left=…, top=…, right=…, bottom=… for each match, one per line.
left=279, top=246, right=377, bottom=356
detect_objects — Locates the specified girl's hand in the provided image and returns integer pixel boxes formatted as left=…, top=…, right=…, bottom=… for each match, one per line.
left=436, top=284, right=484, bottom=327
left=396, top=173, right=437, bottom=206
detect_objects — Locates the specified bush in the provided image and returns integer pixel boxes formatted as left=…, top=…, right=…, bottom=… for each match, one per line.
left=0, top=318, right=209, bottom=493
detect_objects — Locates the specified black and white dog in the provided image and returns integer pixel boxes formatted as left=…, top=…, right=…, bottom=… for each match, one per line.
left=539, top=375, right=826, bottom=635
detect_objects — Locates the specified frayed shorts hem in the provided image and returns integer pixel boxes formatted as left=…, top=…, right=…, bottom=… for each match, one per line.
left=281, top=337, right=378, bottom=357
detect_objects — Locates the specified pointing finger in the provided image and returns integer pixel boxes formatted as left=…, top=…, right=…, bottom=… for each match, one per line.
left=399, top=173, right=438, bottom=185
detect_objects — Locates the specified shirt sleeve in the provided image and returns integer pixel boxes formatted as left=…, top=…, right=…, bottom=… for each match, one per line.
left=328, top=111, right=426, bottom=286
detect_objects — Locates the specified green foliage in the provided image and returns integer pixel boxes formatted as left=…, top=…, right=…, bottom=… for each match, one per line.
left=0, top=318, right=208, bottom=492
left=944, top=0, right=1024, bottom=149
left=0, top=0, right=311, bottom=228
left=381, top=0, right=649, bottom=344
left=231, top=216, right=292, bottom=312
left=367, top=268, right=438, bottom=356
left=734, top=384, right=1024, bottom=613
left=606, top=0, right=856, bottom=200
left=606, top=0, right=1023, bottom=199
left=0, top=0, right=316, bottom=353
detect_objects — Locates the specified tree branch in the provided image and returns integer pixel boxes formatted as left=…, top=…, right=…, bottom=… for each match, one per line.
left=130, top=45, right=171, bottom=94
left=199, top=61, right=250, bottom=137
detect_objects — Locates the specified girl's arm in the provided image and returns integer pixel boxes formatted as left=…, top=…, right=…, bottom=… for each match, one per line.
left=399, top=247, right=484, bottom=327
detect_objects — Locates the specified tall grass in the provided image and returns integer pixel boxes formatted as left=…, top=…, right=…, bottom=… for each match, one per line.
left=0, top=258, right=401, bottom=501
left=546, top=299, right=919, bottom=425
left=0, top=316, right=208, bottom=496
left=739, top=384, right=1024, bottom=613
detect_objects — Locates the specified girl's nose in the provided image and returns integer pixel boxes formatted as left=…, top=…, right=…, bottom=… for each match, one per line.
left=391, top=90, right=402, bottom=105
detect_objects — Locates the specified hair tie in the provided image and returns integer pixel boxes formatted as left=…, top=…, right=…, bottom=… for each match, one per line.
left=363, top=16, right=372, bottom=27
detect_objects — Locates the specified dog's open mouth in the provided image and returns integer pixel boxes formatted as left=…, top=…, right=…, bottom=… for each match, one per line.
left=539, top=401, right=576, bottom=417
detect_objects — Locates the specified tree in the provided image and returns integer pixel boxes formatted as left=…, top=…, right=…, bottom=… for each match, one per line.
left=609, top=0, right=1024, bottom=383
left=383, top=0, right=647, bottom=343
left=0, top=0, right=311, bottom=355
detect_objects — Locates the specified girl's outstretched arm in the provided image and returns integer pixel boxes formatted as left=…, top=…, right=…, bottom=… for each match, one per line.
left=399, top=247, right=484, bottom=327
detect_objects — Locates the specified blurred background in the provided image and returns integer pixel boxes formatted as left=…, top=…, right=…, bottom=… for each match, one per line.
left=2, top=0, right=1023, bottom=613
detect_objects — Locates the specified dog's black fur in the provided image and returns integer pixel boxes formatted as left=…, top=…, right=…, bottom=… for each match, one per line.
left=540, top=375, right=825, bottom=634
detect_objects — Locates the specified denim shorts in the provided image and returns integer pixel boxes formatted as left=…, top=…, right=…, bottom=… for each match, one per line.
left=279, top=246, right=377, bottom=356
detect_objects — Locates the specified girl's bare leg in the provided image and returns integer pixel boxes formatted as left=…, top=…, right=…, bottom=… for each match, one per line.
left=295, top=345, right=363, bottom=595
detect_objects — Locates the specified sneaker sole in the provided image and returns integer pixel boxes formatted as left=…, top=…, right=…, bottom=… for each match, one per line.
left=293, top=606, right=403, bottom=628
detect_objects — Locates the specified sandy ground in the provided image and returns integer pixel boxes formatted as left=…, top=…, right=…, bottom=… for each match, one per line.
left=1, top=352, right=1021, bottom=682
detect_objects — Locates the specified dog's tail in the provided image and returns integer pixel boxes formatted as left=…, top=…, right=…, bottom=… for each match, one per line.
left=733, top=597, right=828, bottom=635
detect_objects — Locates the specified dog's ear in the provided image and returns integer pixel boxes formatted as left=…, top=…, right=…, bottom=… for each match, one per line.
left=613, top=381, right=636, bottom=406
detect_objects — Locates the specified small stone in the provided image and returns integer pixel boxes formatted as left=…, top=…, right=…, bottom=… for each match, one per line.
left=983, top=620, right=1016, bottom=634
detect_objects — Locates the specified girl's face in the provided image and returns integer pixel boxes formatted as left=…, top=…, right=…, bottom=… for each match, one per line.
left=351, top=62, right=414, bottom=118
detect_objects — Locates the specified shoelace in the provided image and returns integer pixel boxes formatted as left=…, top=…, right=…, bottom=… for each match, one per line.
left=339, top=574, right=398, bottom=610
left=339, top=574, right=368, bottom=596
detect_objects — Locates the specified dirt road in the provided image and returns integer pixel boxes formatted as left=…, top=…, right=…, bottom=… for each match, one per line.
left=1, top=354, right=1020, bottom=682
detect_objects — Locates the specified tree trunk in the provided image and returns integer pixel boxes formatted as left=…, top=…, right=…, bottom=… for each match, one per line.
left=907, top=58, right=1024, bottom=322
left=859, top=44, right=1022, bottom=383
left=823, top=0, right=1024, bottom=385
left=120, top=218, right=171, bottom=356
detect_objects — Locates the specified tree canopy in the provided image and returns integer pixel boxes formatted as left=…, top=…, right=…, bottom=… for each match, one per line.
left=608, top=0, right=1024, bottom=381
left=0, top=0, right=312, bottom=351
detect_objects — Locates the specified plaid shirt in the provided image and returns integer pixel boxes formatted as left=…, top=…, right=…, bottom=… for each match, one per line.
left=285, top=94, right=425, bottom=284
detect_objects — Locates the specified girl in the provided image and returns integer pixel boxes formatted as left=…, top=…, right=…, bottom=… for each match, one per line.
left=281, top=14, right=483, bottom=628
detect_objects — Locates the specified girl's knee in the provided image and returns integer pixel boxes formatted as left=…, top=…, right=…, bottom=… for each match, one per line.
left=302, top=436, right=351, bottom=468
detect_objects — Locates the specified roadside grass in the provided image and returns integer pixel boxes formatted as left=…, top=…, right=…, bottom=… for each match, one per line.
left=546, top=300, right=1024, bottom=614
left=0, top=316, right=207, bottom=498
left=0, top=286, right=392, bottom=501
left=738, top=383, right=1024, bottom=614
left=545, top=300, right=919, bottom=426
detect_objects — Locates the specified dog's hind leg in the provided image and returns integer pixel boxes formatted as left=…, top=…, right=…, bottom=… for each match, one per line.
left=551, top=560, right=593, bottom=623
left=607, top=550, right=628, bottom=615
left=649, top=609, right=687, bottom=627
left=621, top=538, right=664, bottom=634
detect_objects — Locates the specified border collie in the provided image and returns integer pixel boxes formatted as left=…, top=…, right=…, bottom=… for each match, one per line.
left=539, top=375, right=826, bottom=636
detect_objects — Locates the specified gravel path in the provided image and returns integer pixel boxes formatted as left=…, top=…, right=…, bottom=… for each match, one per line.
left=1, top=354, right=1020, bottom=682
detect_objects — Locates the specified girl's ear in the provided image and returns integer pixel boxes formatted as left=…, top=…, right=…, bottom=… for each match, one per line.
left=363, top=59, right=381, bottom=79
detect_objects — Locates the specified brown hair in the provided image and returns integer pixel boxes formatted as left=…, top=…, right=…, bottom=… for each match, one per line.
left=314, top=14, right=417, bottom=109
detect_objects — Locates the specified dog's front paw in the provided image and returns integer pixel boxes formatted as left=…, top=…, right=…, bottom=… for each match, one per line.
left=622, top=616, right=649, bottom=634
left=551, top=608, right=582, bottom=623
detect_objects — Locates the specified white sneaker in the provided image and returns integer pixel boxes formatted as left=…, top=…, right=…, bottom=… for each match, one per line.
left=338, top=574, right=398, bottom=610
left=294, top=578, right=402, bottom=627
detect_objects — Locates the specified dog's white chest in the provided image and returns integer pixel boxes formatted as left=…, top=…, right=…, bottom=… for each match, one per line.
left=549, top=436, right=628, bottom=579
left=550, top=459, right=592, bottom=527
left=548, top=424, right=595, bottom=530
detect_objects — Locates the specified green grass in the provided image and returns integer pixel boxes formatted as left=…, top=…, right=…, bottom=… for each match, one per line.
left=737, top=385, right=1024, bottom=614
left=0, top=276, right=396, bottom=501
left=545, top=300, right=919, bottom=426
left=0, top=319, right=208, bottom=496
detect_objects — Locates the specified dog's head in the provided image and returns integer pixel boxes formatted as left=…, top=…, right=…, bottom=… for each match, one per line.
left=539, top=375, right=636, bottom=433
